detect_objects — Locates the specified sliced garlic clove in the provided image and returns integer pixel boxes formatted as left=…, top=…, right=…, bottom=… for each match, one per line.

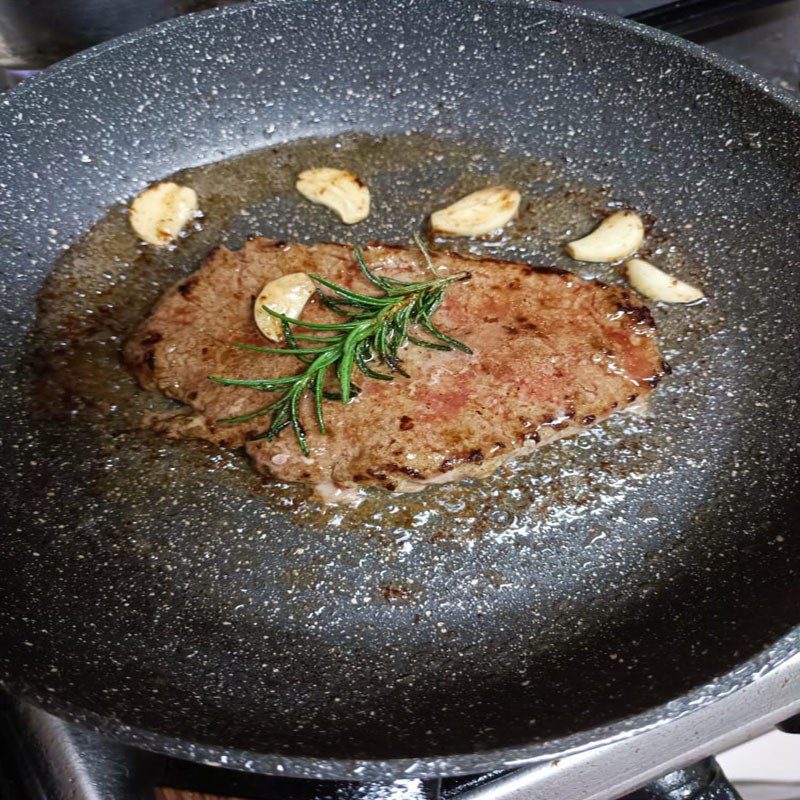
left=430, top=186, right=521, bottom=238
left=296, top=168, right=370, bottom=224
left=566, top=210, right=644, bottom=263
left=130, top=182, right=198, bottom=247
left=254, top=272, right=316, bottom=341
left=623, top=258, right=705, bottom=304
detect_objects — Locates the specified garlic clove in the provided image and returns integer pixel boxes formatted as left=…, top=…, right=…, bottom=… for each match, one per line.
left=566, top=210, right=644, bottom=263
left=254, top=272, right=316, bottom=341
left=624, top=258, right=705, bottom=304
left=130, top=182, right=198, bottom=246
left=296, top=168, right=370, bottom=224
left=430, top=186, right=521, bottom=238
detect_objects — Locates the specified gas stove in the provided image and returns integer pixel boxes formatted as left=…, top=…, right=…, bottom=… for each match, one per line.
left=1, top=1, right=799, bottom=799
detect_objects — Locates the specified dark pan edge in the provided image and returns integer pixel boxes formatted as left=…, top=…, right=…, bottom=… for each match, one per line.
left=4, top=634, right=798, bottom=779
left=4, top=0, right=800, bottom=123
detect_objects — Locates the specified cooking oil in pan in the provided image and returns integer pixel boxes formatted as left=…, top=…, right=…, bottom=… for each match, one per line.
left=29, top=131, right=721, bottom=539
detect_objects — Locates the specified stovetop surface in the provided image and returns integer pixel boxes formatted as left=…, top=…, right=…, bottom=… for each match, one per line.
left=1, top=1, right=799, bottom=799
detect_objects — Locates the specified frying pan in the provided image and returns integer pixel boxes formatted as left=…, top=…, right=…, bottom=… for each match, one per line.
left=0, top=0, right=799, bottom=782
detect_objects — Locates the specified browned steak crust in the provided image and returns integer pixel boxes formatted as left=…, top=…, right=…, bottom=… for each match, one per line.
left=125, top=239, right=666, bottom=497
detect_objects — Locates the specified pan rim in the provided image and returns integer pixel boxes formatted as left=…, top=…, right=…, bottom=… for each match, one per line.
left=4, top=0, right=800, bottom=122
left=6, top=634, right=799, bottom=779
left=1, top=0, right=798, bottom=780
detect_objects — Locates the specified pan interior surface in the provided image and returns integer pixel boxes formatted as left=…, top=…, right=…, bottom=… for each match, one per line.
left=0, top=0, right=798, bottom=778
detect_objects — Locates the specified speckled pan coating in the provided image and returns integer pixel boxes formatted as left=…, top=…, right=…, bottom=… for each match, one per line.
left=0, top=0, right=798, bottom=781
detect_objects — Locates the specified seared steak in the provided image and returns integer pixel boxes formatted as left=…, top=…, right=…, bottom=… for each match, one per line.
left=125, top=239, right=666, bottom=500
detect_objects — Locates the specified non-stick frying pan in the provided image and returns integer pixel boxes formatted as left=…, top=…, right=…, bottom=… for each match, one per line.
left=0, top=0, right=798, bottom=782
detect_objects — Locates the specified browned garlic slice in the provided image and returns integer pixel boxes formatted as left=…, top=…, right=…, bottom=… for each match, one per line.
left=430, top=186, right=521, bottom=237
left=129, top=182, right=198, bottom=246
left=566, top=210, right=644, bottom=263
left=624, top=258, right=705, bottom=304
left=296, top=168, right=370, bottom=224
left=254, top=273, right=316, bottom=341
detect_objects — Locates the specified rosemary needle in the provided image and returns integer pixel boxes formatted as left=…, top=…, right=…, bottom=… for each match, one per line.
left=210, top=237, right=471, bottom=455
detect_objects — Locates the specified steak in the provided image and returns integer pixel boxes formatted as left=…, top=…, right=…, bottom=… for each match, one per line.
left=125, top=238, right=667, bottom=501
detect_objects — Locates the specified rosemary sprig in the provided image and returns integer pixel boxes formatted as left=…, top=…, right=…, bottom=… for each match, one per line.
left=209, top=235, right=472, bottom=454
